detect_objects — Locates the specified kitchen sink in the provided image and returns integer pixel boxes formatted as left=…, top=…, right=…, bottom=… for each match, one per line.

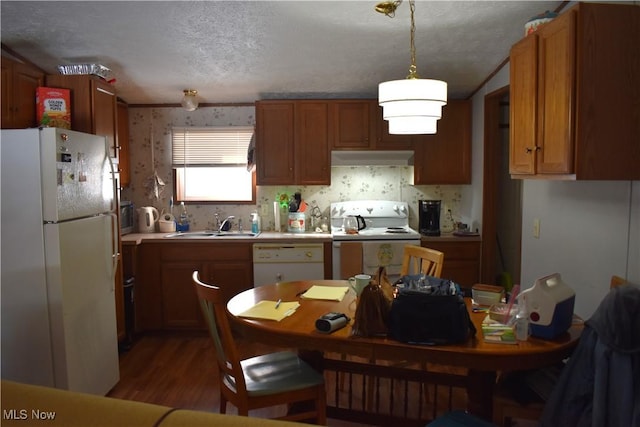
left=163, top=231, right=258, bottom=239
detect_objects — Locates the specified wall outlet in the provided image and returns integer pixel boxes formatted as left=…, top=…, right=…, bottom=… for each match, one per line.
left=261, top=204, right=270, bottom=216
left=533, top=218, right=540, bottom=238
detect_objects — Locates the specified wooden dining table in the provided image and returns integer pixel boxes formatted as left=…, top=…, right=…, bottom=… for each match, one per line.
left=227, top=280, right=582, bottom=423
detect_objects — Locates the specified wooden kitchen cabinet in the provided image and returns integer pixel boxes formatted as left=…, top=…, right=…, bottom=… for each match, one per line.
left=137, top=242, right=253, bottom=331
left=509, top=3, right=640, bottom=180
left=117, top=101, right=131, bottom=187
left=45, top=74, right=119, bottom=163
left=256, top=100, right=330, bottom=185
left=373, top=103, right=414, bottom=150
left=1, top=56, right=44, bottom=129
left=422, top=238, right=481, bottom=289
left=331, top=100, right=374, bottom=149
left=316, top=99, right=414, bottom=151
left=413, top=100, right=472, bottom=184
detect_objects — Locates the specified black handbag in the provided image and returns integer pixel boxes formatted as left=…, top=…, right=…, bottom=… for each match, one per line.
left=388, top=275, right=476, bottom=345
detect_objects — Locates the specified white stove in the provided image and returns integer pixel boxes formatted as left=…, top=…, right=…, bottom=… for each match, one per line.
left=330, top=200, right=420, bottom=240
left=330, top=200, right=421, bottom=280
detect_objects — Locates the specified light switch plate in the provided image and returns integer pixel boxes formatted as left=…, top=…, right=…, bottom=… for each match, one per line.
left=533, top=218, right=540, bottom=238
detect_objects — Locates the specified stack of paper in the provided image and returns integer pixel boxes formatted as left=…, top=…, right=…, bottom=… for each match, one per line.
left=301, top=285, right=349, bottom=301
left=481, top=315, right=517, bottom=344
left=237, top=300, right=300, bottom=321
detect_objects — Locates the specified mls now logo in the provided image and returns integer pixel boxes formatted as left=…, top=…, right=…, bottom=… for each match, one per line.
left=3, top=409, right=56, bottom=420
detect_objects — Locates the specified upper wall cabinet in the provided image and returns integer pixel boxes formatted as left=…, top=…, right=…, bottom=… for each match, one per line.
left=46, top=74, right=119, bottom=164
left=413, top=100, right=472, bottom=185
left=256, top=100, right=330, bottom=185
left=331, top=100, right=414, bottom=150
left=331, top=100, right=374, bottom=150
left=510, top=3, right=640, bottom=180
left=1, top=56, right=44, bottom=129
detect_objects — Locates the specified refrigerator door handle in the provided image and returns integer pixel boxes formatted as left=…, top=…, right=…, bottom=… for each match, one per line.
left=107, top=152, right=117, bottom=214
left=109, top=212, right=119, bottom=289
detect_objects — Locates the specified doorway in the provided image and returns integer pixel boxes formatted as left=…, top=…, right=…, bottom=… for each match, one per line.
left=481, top=86, right=522, bottom=288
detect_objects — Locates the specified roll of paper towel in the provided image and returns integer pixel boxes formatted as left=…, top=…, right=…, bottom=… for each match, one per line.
left=274, top=201, right=281, bottom=232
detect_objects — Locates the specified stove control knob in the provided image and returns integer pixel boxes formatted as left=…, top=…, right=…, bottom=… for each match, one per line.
left=393, top=205, right=399, bottom=213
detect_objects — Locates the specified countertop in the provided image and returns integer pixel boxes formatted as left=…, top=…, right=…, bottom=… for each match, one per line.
left=121, top=231, right=334, bottom=245
left=122, top=231, right=481, bottom=245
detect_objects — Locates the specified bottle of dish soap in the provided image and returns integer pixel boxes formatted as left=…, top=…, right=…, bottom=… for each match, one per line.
left=251, top=211, right=260, bottom=234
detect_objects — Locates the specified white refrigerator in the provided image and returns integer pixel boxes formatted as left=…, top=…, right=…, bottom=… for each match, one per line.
left=1, top=127, right=120, bottom=395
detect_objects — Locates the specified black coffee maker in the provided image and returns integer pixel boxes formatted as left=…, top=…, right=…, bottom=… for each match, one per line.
left=418, top=200, right=441, bottom=236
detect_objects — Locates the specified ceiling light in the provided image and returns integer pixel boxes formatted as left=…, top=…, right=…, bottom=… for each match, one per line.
left=181, top=89, right=198, bottom=111
left=376, top=0, right=447, bottom=135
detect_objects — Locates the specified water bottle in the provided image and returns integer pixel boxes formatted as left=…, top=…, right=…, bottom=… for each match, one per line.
left=178, top=202, right=189, bottom=232
left=515, top=304, right=530, bottom=341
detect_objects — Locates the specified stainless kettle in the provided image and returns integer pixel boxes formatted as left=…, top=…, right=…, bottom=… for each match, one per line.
left=343, top=215, right=366, bottom=234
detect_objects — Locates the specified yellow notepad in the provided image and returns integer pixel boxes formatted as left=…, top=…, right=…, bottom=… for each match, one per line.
left=301, top=285, right=349, bottom=302
left=237, top=300, right=300, bottom=321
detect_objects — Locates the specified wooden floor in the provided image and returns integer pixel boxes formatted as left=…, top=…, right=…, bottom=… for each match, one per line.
left=107, top=333, right=368, bottom=426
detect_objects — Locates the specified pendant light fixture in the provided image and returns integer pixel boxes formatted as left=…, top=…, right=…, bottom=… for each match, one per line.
left=377, top=0, right=447, bottom=134
left=181, top=89, right=199, bottom=111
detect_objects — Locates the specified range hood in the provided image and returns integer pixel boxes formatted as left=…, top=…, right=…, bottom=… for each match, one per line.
left=331, top=150, right=414, bottom=166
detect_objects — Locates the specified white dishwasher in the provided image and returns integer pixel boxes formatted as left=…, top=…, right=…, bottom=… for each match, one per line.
left=252, top=243, right=324, bottom=286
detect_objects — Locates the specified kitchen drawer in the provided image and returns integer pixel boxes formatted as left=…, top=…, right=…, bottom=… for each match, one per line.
left=422, top=240, right=481, bottom=260
left=160, top=243, right=252, bottom=261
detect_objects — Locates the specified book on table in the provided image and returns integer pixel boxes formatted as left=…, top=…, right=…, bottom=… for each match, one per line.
left=237, top=300, right=300, bottom=321
left=481, top=315, right=517, bottom=344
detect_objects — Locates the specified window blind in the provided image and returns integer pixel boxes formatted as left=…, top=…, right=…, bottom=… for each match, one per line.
left=172, top=126, right=254, bottom=167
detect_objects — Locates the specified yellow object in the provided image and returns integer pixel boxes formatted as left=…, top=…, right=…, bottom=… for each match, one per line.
left=301, top=285, right=349, bottom=301
left=237, top=300, right=299, bottom=321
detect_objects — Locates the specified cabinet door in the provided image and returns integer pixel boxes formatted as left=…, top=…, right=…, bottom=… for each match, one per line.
left=295, top=101, right=330, bottom=185
left=117, top=102, right=131, bottom=187
left=256, top=101, right=295, bottom=185
left=509, top=35, right=538, bottom=175
left=161, top=261, right=205, bottom=329
left=93, top=81, right=119, bottom=162
left=331, top=100, right=373, bottom=149
left=203, top=260, right=253, bottom=303
left=537, top=10, right=575, bottom=174
left=413, top=100, right=472, bottom=184
left=423, top=240, right=480, bottom=288
left=374, top=102, right=414, bottom=150
left=1, top=58, right=44, bottom=129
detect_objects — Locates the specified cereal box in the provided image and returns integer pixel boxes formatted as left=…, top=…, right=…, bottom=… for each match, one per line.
left=36, top=87, right=71, bottom=129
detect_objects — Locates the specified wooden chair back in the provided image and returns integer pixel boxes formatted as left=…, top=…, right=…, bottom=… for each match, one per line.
left=192, top=271, right=247, bottom=396
left=610, top=275, right=627, bottom=289
left=400, top=245, right=444, bottom=278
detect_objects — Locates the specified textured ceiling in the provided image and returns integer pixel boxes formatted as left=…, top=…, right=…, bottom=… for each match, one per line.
left=1, top=1, right=562, bottom=105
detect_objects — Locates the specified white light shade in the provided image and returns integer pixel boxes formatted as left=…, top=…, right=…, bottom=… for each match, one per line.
left=379, top=78, right=447, bottom=105
left=380, top=100, right=444, bottom=119
left=388, top=116, right=438, bottom=135
left=379, top=78, right=447, bottom=134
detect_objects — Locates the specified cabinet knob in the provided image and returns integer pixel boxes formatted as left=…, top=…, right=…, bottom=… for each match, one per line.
left=525, top=146, right=541, bottom=154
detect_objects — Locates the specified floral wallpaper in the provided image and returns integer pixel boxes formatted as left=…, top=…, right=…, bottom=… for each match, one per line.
left=121, top=106, right=464, bottom=233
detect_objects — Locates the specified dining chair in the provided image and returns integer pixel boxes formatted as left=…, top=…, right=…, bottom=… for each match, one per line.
left=400, top=245, right=444, bottom=277
left=493, top=274, right=634, bottom=427
left=610, top=275, right=627, bottom=289
left=191, top=271, right=327, bottom=424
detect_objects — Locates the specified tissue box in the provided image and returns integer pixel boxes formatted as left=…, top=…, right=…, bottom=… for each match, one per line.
left=36, top=87, right=71, bottom=129
left=472, top=284, right=504, bottom=306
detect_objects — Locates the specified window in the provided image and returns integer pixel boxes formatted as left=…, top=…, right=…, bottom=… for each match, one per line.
left=172, top=126, right=255, bottom=203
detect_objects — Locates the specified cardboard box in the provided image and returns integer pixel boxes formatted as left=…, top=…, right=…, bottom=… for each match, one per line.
left=36, top=87, right=71, bottom=129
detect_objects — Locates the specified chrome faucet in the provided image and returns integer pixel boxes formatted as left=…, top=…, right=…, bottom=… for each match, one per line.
left=218, top=215, right=235, bottom=232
